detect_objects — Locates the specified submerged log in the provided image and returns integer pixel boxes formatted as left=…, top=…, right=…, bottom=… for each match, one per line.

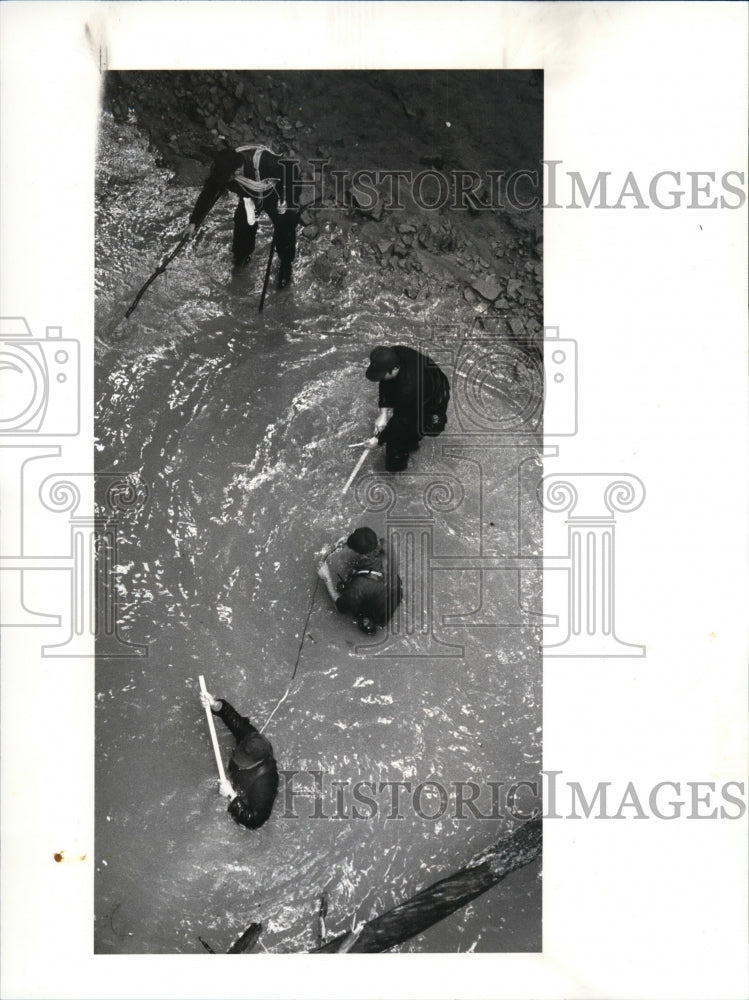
left=315, top=891, right=329, bottom=949
left=227, top=921, right=263, bottom=954
left=313, top=817, right=541, bottom=953
left=198, top=921, right=263, bottom=954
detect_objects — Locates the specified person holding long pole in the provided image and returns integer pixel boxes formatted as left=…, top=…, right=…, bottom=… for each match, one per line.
left=364, top=345, right=451, bottom=472
left=183, top=146, right=300, bottom=290
left=198, top=682, right=279, bottom=830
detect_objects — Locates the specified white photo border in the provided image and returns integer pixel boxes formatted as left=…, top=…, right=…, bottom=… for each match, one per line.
left=1, top=3, right=747, bottom=999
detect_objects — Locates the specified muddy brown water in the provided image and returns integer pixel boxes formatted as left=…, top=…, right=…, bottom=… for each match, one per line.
left=95, top=107, right=542, bottom=954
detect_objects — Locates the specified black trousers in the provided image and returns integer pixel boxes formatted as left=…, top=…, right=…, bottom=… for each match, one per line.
left=381, top=416, right=421, bottom=472
left=232, top=195, right=297, bottom=268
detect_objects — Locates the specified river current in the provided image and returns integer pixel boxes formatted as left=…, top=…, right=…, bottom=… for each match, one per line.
left=94, top=112, right=542, bottom=954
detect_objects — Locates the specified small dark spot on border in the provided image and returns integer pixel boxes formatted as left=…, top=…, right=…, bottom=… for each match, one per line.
left=54, top=851, right=64, bottom=863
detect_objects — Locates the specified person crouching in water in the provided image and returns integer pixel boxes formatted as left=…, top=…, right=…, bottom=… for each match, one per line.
left=199, top=688, right=279, bottom=830
left=317, top=526, right=402, bottom=635
left=183, top=146, right=300, bottom=289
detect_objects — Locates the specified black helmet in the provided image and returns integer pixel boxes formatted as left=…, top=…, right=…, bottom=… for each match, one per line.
left=347, top=527, right=378, bottom=554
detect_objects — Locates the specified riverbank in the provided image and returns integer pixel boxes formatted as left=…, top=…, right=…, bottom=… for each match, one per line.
left=102, top=69, right=543, bottom=349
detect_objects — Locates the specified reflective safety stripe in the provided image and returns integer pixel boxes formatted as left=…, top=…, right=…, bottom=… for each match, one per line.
left=234, top=173, right=277, bottom=196
left=232, top=145, right=281, bottom=198
left=354, top=569, right=384, bottom=580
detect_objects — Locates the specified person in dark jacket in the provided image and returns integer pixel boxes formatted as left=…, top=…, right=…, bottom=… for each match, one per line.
left=317, top=526, right=402, bottom=635
left=364, top=345, right=450, bottom=471
left=199, top=688, right=279, bottom=829
left=184, top=146, right=301, bottom=288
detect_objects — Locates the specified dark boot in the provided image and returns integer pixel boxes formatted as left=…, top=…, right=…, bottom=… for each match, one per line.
left=277, top=259, right=292, bottom=289
left=385, top=443, right=411, bottom=472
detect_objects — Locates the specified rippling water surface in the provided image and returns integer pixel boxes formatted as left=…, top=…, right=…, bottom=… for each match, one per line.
left=95, top=113, right=542, bottom=954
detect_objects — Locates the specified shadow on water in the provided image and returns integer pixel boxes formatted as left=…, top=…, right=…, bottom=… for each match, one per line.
left=95, top=110, right=541, bottom=954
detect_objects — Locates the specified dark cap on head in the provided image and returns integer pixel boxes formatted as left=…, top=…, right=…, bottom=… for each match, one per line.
left=210, top=149, right=243, bottom=185
left=365, top=346, right=399, bottom=382
left=347, top=527, right=378, bottom=554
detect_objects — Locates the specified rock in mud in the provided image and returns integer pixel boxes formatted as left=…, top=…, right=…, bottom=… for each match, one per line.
left=471, top=275, right=503, bottom=302
left=353, top=191, right=384, bottom=222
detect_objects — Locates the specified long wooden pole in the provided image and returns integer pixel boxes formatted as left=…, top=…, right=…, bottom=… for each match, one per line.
left=124, top=232, right=192, bottom=319
left=199, top=675, right=227, bottom=784
left=258, top=236, right=276, bottom=312
left=341, top=445, right=372, bottom=496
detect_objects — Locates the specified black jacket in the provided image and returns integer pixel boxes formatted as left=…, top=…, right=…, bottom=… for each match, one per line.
left=189, top=145, right=299, bottom=229
left=377, top=346, right=450, bottom=441
left=335, top=540, right=402, bottom=624
left=212, top=699, right=278, bottom=830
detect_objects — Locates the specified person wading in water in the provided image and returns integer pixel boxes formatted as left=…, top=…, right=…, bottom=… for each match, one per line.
left=364, top=345, right=451, bottom=472
left=317, top=527, right=402, bottom=635
left=199, top=688, right=279, bottom=829
left=184, top=146, right=301, bottom=289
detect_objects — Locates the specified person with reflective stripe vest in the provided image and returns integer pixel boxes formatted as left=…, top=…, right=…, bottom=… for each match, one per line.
left=317, top=526, right=402, bottom=635
left=183, top=146, right=301, bottom=288
left=199, top=688, right=279, bottom=830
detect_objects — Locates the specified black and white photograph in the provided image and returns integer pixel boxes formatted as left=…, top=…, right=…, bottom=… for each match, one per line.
left=1, top=3, right=747, bottom=999
left=93, top=68, right=544, bottom=955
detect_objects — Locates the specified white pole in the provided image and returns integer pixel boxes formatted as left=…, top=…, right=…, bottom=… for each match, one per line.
left=199, top=675, right=227, bottom=784
left=342, top=446, right=371, bottom=496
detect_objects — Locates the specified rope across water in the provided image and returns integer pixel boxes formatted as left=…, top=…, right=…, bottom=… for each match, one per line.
left=259, top=575, right=321, bottom=734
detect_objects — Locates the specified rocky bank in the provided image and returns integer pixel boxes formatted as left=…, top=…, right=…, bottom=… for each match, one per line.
left=103, top=69, right=543, bottom=351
